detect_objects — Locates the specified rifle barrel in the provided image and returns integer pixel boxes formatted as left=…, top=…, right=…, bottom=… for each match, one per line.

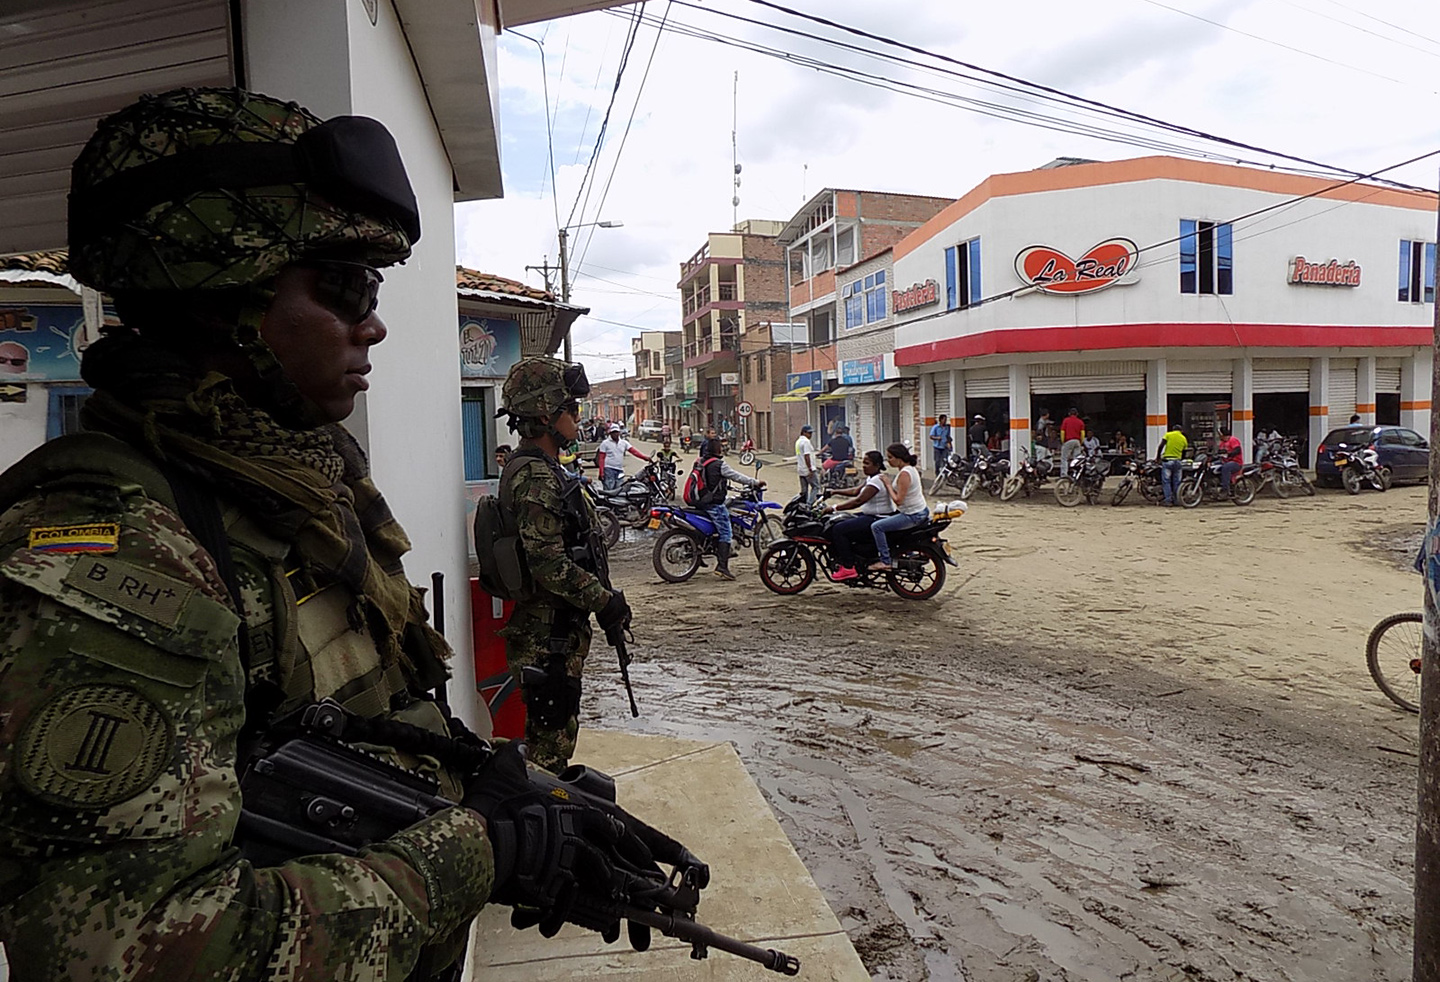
left=622, top=906, right=801, bottom=976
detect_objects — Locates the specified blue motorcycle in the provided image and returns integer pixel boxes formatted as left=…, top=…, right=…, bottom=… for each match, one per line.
left=649, top=486, right=781, bottom=583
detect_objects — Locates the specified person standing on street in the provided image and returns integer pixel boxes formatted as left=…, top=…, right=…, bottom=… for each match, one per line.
left=1059, top=407, right=1085, bottom=476
left=969, top=414, right=989, bottom=454
left=596, top=423, right=650, bottom=490
left=499, top=358, right=632, bottom=771
left=1159, top=420, right=1189, bottom=505
left=929, top=414, right=952, bottom=474
left=795, top=423, right=820, bottom=502
left=0, top=87, right=638, bottom=981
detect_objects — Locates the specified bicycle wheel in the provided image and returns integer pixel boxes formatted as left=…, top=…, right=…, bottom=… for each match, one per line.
left=1366, top=612, right=1422, bottom=713
left=999, top=475, right=1024, bottom=501
left=759, top=541, right=815, bottom=595
left=1053, top=477, right=1083, bottom=507
left=1110, top=477, right=1132, bottom=506
left=652, top=528, right=702, bottom=583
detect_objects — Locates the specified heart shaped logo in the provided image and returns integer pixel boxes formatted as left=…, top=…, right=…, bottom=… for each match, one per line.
left=1014, top=238, right=1140, bottom=295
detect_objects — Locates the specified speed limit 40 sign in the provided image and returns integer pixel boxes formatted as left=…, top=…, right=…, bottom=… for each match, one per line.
left=737, top=400, right=753, bottom=418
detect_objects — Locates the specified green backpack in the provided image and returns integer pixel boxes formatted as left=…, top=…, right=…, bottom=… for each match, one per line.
left=472, top=451, right=537, bottom=601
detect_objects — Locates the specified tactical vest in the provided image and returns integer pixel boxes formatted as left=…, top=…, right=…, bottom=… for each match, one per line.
left=497, top=447, right=608, bottom=599
left=0, top=432, right=457, bottom=768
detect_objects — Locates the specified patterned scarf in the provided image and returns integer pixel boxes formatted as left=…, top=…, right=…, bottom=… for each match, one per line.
left=80, top=330, right=436, bottom=680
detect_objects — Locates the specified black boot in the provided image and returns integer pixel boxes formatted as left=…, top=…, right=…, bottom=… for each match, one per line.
left=714, top=541, right=736, bottom=580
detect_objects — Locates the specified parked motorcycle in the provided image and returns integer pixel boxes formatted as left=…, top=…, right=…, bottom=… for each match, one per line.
left=1109, top=457, right=1165, bottom=506
left=737, top=437, right=757, bottom=467
left=1000, top=450, right=1052, bottom=501
left=960, top=451, right=1009, bottom=500
left=820, top=452, right=860, bottom=491
left=1334, top=446, right=1390, bottom=494
left=592, top=477, right=660, bottom=529
left=758, top=499, right=957, bottom=600
left=1177, top=451, right=1258, bottom=507
left=579, top=480, right=624, bottom=549
left=928, top=451, right=973, bottom=495
left=648, top=486, right=781, bottom=583
left=1053, top=451, right=1108, bottom=506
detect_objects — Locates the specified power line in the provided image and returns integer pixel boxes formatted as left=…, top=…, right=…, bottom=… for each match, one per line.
left=1269, top=0, right=1440, bottom=61
left=507, top=30, right=563, bottom=233
left=566, top=5, right=647, bottom=229
left=723, top=0, right=1437, bottom=193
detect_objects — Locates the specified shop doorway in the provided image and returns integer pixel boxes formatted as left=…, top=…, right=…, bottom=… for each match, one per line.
left=881, top=397, right=902, bottom=449
left=964, top=397, right=1010, bottom=451
left=1167, top=393, right=1230, bottom=453
left=1377, top=393, right=1401, bottom=426
left=1030, top=391, right=1146, bottom=453
left=1253, top=392, right=1311, bottom=463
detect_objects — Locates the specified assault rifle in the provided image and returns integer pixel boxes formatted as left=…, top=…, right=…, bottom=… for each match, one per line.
left=235, top=701, right=799, bottom=975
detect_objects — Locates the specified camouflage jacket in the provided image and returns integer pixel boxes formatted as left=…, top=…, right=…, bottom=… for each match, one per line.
left=0, top=439, right=493, bottom=981
left=501, top=452, right=610, bottom=615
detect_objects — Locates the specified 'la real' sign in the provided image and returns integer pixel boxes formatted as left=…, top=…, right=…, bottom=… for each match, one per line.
left=1014, top=238, right=1139, bottom=295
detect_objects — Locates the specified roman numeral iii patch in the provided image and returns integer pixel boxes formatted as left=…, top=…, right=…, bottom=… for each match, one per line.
left=16, top=684, right=173, bottom=810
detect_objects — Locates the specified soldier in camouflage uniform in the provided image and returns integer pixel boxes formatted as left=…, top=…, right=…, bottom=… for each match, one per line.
left=0, top=88, right=634, bottom=981
left=497, top=358, right=631, bottom=772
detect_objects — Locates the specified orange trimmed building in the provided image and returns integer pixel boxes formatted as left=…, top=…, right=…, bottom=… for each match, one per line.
left=888, top=156, right=1437, bottom=466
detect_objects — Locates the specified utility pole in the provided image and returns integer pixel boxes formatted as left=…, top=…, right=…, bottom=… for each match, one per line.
left=525, top=258, right=560, bottom=297
left=558, top=227, right=571, bottom=362
left=1419, top=170, right=1440, bottom=982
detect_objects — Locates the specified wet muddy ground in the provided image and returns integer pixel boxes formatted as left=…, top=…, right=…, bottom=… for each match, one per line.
left=584, top=483, right=1429, bottom=981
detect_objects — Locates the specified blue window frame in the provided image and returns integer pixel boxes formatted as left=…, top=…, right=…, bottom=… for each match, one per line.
left=1399, top=239, right=1436, bottom=304
left=1180, top=219, right=1233, bottom=295
left=46, top=385, right=93, bottom=441
left=944, top=237, right=981, bottom=309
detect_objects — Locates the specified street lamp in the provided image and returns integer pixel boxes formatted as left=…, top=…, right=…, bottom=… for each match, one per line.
left=558, top=219, right=623, bottom=361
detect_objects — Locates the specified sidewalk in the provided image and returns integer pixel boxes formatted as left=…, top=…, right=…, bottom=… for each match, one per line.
left=466, top=730, right=869, bottom=981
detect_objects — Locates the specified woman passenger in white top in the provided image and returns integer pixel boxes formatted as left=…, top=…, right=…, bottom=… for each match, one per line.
left=869, top=443, right=931, bottom=571
left=821, top=450, right=894, bottom=581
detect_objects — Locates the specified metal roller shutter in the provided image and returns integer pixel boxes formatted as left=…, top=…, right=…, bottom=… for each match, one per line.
left=1029, top=359, right=1145, bottom=393
left=1376, top=367, right=1402, bottom=392
left=965, top=374, right=1009, bottom=398
left=854, top=395, right=876, bottom=452
left=1329, top=365, right=1357, bottom=429
left=932, top=376, right=950, bottom=416
left=1168, top=368, right=1233, bottom=392
left=1253, top=368, right=1310, bottom=392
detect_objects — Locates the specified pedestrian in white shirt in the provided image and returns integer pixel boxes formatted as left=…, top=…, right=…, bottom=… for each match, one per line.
left=794, top=423, right=819, bottom=503
left=596, top=424, right=650, bottom=489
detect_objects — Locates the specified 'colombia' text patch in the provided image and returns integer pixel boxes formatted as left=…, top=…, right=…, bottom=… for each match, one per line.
left=28, top=523, right=120, bottom=555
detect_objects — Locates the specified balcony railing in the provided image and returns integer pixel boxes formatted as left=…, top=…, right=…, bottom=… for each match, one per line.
left=683, top=332, right=740, bottom=360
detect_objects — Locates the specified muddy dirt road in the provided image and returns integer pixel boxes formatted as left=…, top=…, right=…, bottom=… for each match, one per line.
left=585, top=482, right=1428, bottom=981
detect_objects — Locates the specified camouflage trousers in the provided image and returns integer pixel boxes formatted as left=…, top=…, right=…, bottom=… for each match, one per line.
left=500, top=604, right=591, bottom=772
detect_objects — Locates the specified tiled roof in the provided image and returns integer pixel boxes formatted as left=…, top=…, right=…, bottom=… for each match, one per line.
left=0, top=250, right=68, bottom=275
left=456, top=266, right=555, bottom=303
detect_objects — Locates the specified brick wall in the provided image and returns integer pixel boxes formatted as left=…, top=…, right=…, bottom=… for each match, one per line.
left=856, top=192, right=953, bottom=223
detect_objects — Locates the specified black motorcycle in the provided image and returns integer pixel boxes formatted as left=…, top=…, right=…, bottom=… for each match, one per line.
left=1000, top=451, right=1052, bottom=500
left=1177, top=451, right=1258, bottom=507
left=928, top=450, right=973, bottom=495
left=960, top=451, right=1009, bottom=500
left=1333, top=446, right=1389, bottom=494
left=819, top=452, right=860, bottom=491
left=1109, top=457, right=1165, bottom=506
left=758, top=499, right=956, bottom=601
left=1053, top=451, right=1108, bottom=506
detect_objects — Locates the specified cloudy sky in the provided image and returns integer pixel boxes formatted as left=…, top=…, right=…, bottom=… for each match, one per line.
left=455, top=0, right=1440, bottom=381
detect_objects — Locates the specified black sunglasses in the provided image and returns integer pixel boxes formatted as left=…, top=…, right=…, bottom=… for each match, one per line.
left=304, top=260, right=383, bottom=323
left=0, top=356, right=26, bottom=366
left=557, top=398, right=581, bottom=416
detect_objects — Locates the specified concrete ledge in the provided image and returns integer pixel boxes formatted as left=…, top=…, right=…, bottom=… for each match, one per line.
left=468, top=731, right=868, bottom=981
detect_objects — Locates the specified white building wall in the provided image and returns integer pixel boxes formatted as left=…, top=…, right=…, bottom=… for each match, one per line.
left=0, top=391, right=48, bottom=465
left=242, top=0, right=477, bottom=719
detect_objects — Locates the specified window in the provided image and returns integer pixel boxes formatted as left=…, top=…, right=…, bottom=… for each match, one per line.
left=1180, top=219, right=1234, bottom=295
left=46, top=386, right=93, bottom=441
left=843, top=280, right=865, bottom=329
left=866, top=270, right=887, bottom=323
left=944, top=237, right=982, bottom=309
left=1399, top=240, right=1436, bottom=303
left=744, top=355, right=752, bottom=384
left=811, top=236, right=831, bottom=274
left=837, top=227, right=856, bottom=266
left=758, top=353, right=767, bottom=381
left=652, top=350, right=662, bottom=372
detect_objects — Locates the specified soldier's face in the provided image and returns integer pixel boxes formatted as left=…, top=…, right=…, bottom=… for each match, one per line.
left=261, top=263, right=387, bottom=423
left=549, top=404, right=580, bottom=442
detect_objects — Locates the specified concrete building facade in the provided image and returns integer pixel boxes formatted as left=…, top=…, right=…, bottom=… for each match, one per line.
left=890, top=156, right=1437, bottom=468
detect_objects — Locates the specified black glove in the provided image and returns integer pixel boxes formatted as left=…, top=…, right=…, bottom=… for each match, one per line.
left=463, top=742, right=623, bottom=932
left=597, top=590, right=632, bottom=640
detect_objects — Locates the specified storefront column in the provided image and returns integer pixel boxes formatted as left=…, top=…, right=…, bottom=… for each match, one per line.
left=1357, top=356, right=1377, bottom=424
left=1403, top=349, right=1432, bottom=436
left=1309, top=356, right=1331, bottom=466
left=1009, top=363, right=1031, bottom=471
left=949, top=368, right=963, bottom=449
left=919, top=370, right=935, bottom=446
left=1232, top=356, right=1254, bottom=460
left=1145, top=359, right=1168, bottom=454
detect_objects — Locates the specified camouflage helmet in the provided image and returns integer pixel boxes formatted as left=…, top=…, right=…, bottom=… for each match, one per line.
left=68, top=87, right=419, bottom=292
left=500, top=357, right=590, bottom=438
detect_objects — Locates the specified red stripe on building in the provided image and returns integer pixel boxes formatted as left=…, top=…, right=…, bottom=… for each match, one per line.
left=894, top=324, right=1430, bottom=366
